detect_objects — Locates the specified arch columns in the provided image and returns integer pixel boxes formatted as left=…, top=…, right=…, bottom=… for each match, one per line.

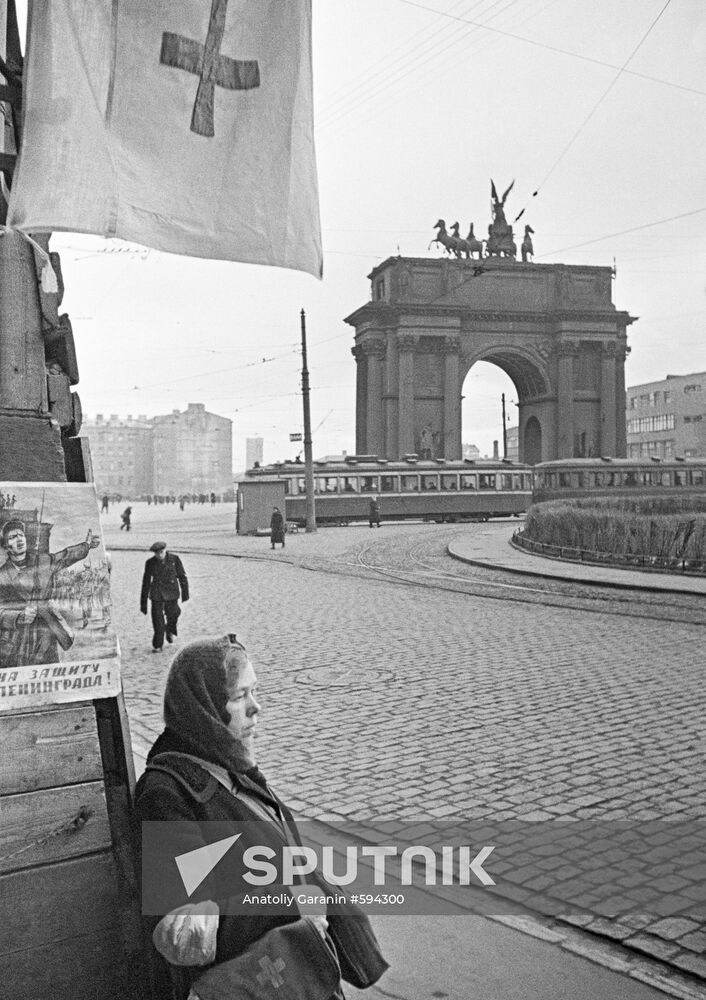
left=363, top=338, right=386, bottom=456
left=397, top=334, right=416, bottom=456
left=352, top=344, right=367, bottom=454
left=601, top=341, right=618, bottom=456
left=443, top=337, right=461, bottom=458
left=556, top=342, right=577, bottom=458
left=345, top=257, right=635, bottom=462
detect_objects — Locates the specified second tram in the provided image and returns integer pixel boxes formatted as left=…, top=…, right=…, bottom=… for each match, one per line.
left=533, top=457, right=706, bottom=503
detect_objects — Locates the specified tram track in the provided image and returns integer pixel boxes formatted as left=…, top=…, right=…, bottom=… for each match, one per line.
left=339, top=532, right=706, bottom=628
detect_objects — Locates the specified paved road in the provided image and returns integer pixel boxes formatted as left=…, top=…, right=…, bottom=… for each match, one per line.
left=101, top=504, right=706, bottom=998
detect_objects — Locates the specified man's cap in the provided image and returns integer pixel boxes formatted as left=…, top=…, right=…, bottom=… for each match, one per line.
left=0, top=519, right=25, bottom=545
left=150, top=541, right=167, bottom=552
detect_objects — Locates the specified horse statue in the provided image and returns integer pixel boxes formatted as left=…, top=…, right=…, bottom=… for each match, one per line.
left=429, top=219, right=462, bottom=258
left=486, top=179, right=517, bottom=258
left=463, top=222, right=484, bottom=259
left=521, top=224, right=535, bottom=262
left=447, top=222, right=484, bottom=260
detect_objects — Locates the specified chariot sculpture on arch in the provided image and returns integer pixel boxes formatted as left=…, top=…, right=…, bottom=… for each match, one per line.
left=428, top=179, right=535, bottom=262
left=486, top=179, right=517, bottom=258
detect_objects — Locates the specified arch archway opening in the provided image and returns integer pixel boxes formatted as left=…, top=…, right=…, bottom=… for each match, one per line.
left=461, top=361, right=519, bottom=462
left=461, top=351, right=549, bottom=464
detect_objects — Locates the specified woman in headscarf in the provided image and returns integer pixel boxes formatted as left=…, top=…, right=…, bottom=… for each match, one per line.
left=134, top=634, right=340, bottom=1000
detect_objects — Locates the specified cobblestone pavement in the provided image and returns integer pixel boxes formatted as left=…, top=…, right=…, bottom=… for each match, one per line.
left=102, top=505, right=706, bottom=997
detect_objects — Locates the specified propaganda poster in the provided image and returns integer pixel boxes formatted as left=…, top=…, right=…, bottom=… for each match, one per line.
left=0, top=483, right=120, bottom=710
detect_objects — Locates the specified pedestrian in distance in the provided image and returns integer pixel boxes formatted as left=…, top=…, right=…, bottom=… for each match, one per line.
left=101, top=494, right=109, bottom=514
left=270, top=506, right=285, bottom=549
left=368, top=496, right=381, bottom=528
left=133, top=633, right=388, bottom=1000
left=140, top=541, right=189, bottom=653
left=120, top=506, right=132, bottom=531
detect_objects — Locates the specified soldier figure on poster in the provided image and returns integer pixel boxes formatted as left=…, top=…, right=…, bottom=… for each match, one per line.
left=0, top=518, right=100, bottom=668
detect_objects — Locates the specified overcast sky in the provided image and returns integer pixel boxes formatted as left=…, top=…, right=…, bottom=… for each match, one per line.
left=25, top=0, right=706, bottom=469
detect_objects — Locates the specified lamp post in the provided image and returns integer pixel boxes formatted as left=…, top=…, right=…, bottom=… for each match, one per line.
left=501, top=392, right=508, bottom=459
left=300, top=309, right=316, bottom=532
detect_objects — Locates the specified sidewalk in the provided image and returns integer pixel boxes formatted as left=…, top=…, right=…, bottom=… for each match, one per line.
left=448, top=523, right=706, bottom=595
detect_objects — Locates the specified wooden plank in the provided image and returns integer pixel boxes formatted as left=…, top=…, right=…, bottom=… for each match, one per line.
left=0, top=702, right=102, bottom=794
left=0, top=929, right=137, bottom=1000
left=0, top=853, right=121, bottom=954
left=0, top=781, right=111, bottom=874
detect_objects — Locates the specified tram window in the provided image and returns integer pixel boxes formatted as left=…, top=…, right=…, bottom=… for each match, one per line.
left=421, top=475, right=438, bottom=491
left=662, top=471, right=672, bottom=487
left=296, top=478, right=306, bottom=494
left=400, top=475, right=419, bottom=492
left=624, top=472, right=638, bottom=487
left=441, top=474, right=458, bottom=491
left=343, top=477, right=359, bottom=493
left=523, top=474, right=533, bottom=490
left=501, top=474, right=512, bottom=490
left=479, top=474, right=496, bottom=490
left=316, top=477, right=338, bottom=493
left=692, top=470, right=705, bottom=486
left=360, top=476, right=379, bottom=493
left=283, top=480, right=291, bottom=495
left=380, top=475, right=397, bottom=492
left=674, top=470, right=686, bottom=487
left=547, top=473, right=557, bottom=489
left=460, top=474, right=477, bottom=490
left=575, top=472, right=586, bottom=489
left=559, top=472, right=571, bottom=488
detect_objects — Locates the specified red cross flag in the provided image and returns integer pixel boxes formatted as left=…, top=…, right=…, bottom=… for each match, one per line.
left=8, top=0, right=322, bottom=278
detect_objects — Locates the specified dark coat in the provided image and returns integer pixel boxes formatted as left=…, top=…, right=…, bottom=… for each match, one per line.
left=270, top=510, right=285, bottom=543
left=134, top=752, right=308, bottom=1000
left=140, top=552, right=189, bottom=613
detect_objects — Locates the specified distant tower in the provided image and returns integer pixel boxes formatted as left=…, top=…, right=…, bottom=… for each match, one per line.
left=246, top=436, right=264, bottom=469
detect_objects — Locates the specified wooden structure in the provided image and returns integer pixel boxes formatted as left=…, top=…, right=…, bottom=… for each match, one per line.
left=0, top=6, right=149, bottom=996
left=346, top=256, right=635, bottom=464
left=236, top=477, right=286, bottom=535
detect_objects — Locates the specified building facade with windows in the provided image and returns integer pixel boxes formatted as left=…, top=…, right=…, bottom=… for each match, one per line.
left=152, top=404, right=233, bottom=495
left=82, top=414, right=153, bottom=497
left=83, top=404, right=233, bottom=497
left=626, top=372, right=706, bottom=459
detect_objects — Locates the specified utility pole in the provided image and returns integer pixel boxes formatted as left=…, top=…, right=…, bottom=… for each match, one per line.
left=300, top=308, right=316, bottom=532
left=501, top=392, right=508, bottom=460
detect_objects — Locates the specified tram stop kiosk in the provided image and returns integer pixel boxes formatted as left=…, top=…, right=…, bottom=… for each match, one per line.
left=236, top=476, right=286, bottom=535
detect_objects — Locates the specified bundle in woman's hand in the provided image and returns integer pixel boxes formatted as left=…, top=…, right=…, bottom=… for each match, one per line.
left=152, top=900, right=220, bottom=967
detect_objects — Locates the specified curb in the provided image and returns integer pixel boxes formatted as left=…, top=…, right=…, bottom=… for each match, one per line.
left=447, top=538, right=706, bottom=596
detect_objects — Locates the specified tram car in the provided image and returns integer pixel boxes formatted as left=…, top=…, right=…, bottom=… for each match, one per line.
left=533, top=457, right=706, bottom=503
left=243, top=456, right=533, bottom=526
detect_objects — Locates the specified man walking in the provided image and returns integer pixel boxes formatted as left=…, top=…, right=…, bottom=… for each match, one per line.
left=140, top=541, right=189, bottom=652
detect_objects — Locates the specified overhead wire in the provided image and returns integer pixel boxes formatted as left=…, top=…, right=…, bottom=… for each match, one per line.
left=395, top=0, right=706, bottom=98
left=515, top=0, right=674, bottom=216
left=315, top=0, right=477, bottom=122
left=540, top=205, right=706, bottom=258
left=318, top=0, right=524, bottom=132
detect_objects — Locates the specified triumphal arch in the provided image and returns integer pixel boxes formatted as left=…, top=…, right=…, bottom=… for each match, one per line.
left=346, top=255, right=634, bottom=464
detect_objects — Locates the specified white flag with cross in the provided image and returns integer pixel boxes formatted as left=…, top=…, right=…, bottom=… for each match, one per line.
left=8, top=0, right=322, bottom=278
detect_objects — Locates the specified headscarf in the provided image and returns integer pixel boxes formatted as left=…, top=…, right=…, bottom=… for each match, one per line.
left=147, top=634, right=266, bottom=786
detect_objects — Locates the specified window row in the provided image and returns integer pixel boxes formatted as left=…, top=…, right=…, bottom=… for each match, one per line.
left=626, top=415, right=675, bottom=433
left=627, top=390, right=672, bottom=409
left=628, top=440, right=674, bottom=459
left=539, top=467, right=706, bottom=490
left=284, top=472, right=533, bottom=495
